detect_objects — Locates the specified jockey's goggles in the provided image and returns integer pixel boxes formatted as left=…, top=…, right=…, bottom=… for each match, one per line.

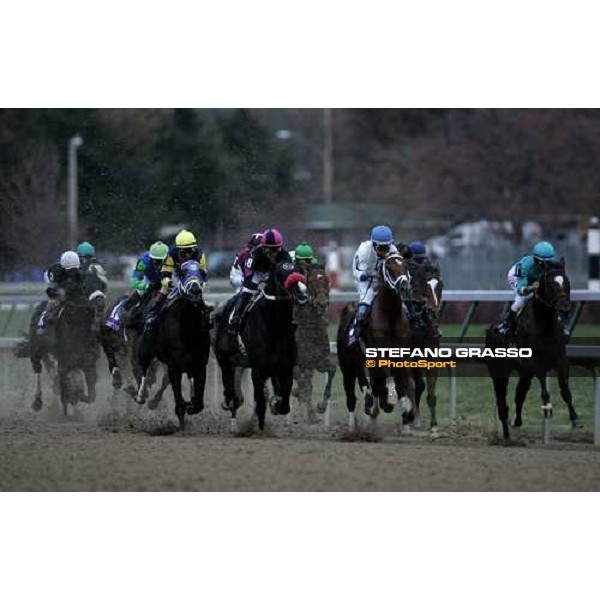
left=373, top=243, right=390, bottom=254
left=151, top=258, right=163, bottom=269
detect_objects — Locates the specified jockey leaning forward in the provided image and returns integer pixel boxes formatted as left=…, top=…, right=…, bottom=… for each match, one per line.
left=495, top=240, right=570, bottom=337
left=37, top=251, right=85, bottom=334
left=105, top=241, right=169, bottom=332
left=230, top=232, right=263, bottom=290
left=141, top=229, right=207, bottom=337
left=77, top=241, right=108, bottom=291
left=227, top=228, right=307, bottom=336
left=353, top=225, right=408, bottom=334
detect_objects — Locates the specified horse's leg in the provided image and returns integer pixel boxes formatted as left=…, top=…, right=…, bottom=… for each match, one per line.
left=298, top=368, right=317, bottom=423
left=101, top=327, right=120, bottom=385
left=148, top=371, right=170, bottom=410
left=512, top=374, right=532, bottom=427
left=58, top=365, right=69, bottom=417
left=555, top=358, right=581, bottom=429
left=83, top=358, right=97, bottom=404
left=270, top=366, right=292, bottom=417
left=169, top=367, right=186, bottom=431
left=341, top=365, right=358, bottom=430
left=410, top=368, right=426, bottom=427
left=537, top=370, right=553, bottom=443
left=492, top=375, right=511, bottom=441
left=252, top=369, right=267, bottom=430
left=135, top=331, right=155, bottom=404
left=317, top=356, right=336, bottom=413
left=395, top=371, right=414, bottom=434
left=30, top=338, right=44, bottom=412
left=187, top=363, right=207, bottom=415
left=425, top=370, right=438, bottom=430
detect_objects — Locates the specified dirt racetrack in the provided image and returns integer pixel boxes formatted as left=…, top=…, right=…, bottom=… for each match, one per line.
left=2, top=355, right=600, bottom=491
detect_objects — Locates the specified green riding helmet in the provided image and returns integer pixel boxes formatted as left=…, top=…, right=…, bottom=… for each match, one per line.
left=294, top=242, right=314, bottom=261
left=77, top=241, right=96, bottom=256
left=532, top=241, right=556, bottom=261
left=149, top=241, right=169, bottom=261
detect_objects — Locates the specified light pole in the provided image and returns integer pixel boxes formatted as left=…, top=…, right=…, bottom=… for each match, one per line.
left=323, top=108, right=333, bottom=205
left=68, top=134, right=83, bottom=250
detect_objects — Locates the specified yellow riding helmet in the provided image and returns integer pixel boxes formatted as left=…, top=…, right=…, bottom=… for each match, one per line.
left=175, top=229, right=197, bottom=249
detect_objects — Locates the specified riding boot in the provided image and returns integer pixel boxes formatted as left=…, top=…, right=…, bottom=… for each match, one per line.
left=355, top=303, right=371, bottom=341
left=496, top=309, right=517, bottom=337
left=228, top=291, right=252, bottom=336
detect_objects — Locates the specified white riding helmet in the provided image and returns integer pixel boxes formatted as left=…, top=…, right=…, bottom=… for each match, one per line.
left=60, top=251, right=81, bottom=270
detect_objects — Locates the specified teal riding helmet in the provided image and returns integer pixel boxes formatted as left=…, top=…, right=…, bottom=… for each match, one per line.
left=532, top=241, right=556, bottom=261
left=77, top=241, right=96, bottom=256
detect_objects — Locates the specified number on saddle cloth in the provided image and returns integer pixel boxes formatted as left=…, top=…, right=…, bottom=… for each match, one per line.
left=105, top=297, right=128, bottom=332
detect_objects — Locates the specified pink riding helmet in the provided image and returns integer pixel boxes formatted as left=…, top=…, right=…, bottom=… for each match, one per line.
left=262, top=228, right=283, bottom=248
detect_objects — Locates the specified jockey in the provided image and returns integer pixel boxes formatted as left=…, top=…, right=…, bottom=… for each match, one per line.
left=107, top=241, right=170, bottom=332
left=353, top=225, right=400, bottom=330
left=142, top=229, right=207, bottom=334
left=496, top=240, right=566, bottom=336
left=406, top=241, right=438, bottom=274
left=230, top=232, right=263, bottom=289
left=291, top=241, right=320, bottom=273
left=38, top=251, right=84, bottom=333
left=77, top=241, right=108, bottom=290
left=228, top=228, right=307, bottom=335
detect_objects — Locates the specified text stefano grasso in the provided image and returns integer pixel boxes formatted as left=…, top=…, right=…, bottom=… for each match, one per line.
left=365, top=347, right=533, bottom=359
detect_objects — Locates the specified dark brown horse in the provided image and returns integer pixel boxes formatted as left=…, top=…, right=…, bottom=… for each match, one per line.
left=404, top=260, right=443, bottom=430
left=486, top=258, right=580, bottom=442
left=136, top=260, right=211, bottom=430
left=337, top=253, right=414, bottom=431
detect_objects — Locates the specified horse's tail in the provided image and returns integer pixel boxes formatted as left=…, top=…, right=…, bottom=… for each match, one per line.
left=337, top=302, right=357, bottom=343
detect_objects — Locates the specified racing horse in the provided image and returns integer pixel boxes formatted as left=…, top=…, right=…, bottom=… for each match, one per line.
left=28, top=269, right=105, bottom=413
left=293, top=263, right=337, bottom=423
left=135, top=260, right=211, bottom=430
left=485, top=257, right=581, bottom=442
left=54, top=290, right=99, bottom=415
left=404, top=259, right=443, bottom=430
left=215, top=272, right=308, bottom=431
left=337, top=253, right=414, bottom=431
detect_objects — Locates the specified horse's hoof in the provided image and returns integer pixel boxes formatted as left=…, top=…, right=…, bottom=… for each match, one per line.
left=379, top=399, right=395, bottom=414
left=147, top=398, right=159, bottom=410
left=111, top=367, right=122, bottom=389
left=133, top=396, right=146, bottom=405
left=511, top=418, right=522, bottom=428
left=187, top=402, right=204, bottom=415
left=364, top=392, right=374, bottom=416
left=571, top=418, right=583, bottom=430
left=315, top=401, right=327, bottom=415
left=401, top=424, right=412, bottom=435
left=430, top=426, right=440, bottom=439
left=32, top=398, right=42, bottom=412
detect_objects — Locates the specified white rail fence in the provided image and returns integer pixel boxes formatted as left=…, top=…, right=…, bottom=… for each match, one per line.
left=2, top=289, right=600, bottom=444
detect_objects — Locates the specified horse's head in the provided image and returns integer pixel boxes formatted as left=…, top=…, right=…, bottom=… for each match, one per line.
left=304, top=265, right=330, bottom=313
left=537, top=257, right=571, bottom=312
left=380, top=253, right=411, bottom=301
left=178, top=260, right=205, bottom=305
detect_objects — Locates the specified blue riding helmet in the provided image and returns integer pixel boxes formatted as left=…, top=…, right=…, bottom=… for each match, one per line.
left=371, top=225, right=394, bottom=245
left=532, top=241, right=556, bottom=261
left=408, top=241, right=427, bottom=258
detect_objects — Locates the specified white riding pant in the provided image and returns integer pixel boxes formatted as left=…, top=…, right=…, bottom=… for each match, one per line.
left=356, top=277, right=377, bottom=306
left=507, top=264, right=533, bottom=312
